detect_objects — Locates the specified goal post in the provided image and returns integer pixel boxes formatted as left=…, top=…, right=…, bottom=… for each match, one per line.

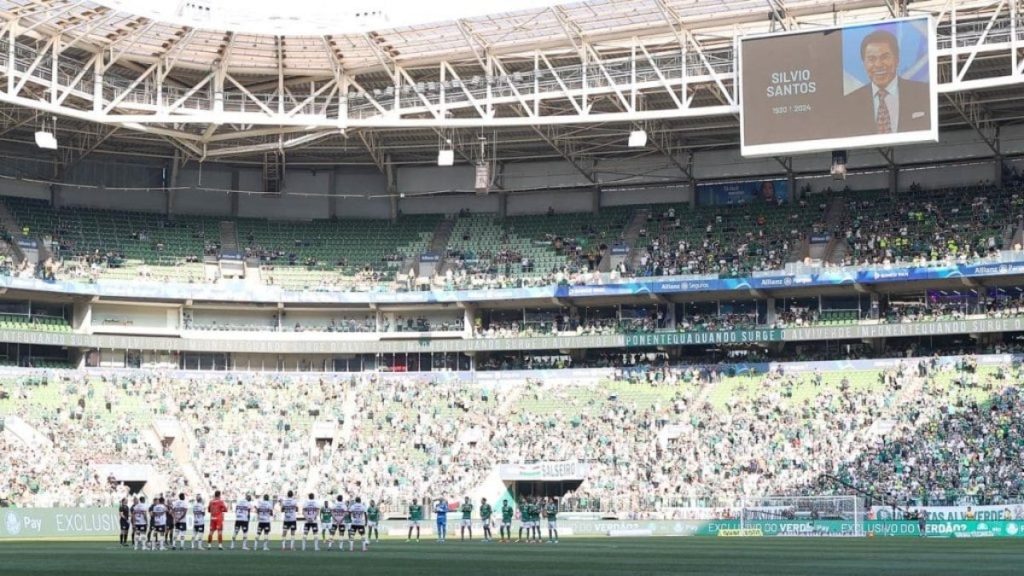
left=739, top=495, right=864, bottom=537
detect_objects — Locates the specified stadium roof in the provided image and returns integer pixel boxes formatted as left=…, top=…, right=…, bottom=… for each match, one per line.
left=100, top=0, right=572, bottom=37
left=0, top=0, right=1019, bottom=173
left=2, top=0, right=890, bottom=75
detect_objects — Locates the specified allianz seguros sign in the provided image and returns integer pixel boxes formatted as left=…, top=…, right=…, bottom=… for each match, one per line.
left=1, top=508, right=119, bottom=538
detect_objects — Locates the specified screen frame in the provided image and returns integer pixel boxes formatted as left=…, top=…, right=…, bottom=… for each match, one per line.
left=738, top=15, right=938, bottom=157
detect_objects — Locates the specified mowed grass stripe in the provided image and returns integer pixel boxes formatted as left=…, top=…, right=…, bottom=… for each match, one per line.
left=1, top=538, right=1023, bottom=575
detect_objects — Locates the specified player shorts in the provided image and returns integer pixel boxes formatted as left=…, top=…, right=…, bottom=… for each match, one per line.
left=283, top=520, right=297, bottom=532
left=120, top=519, right=130, bottom=531
left=175, top=522, right=187, bottom=532
left=303, top=522, right=319, bottom=534
left=368, top=521, right=378, bottom=529
left=349, top=524, right=366, bottom=535
left=257, top=522, right=271, bottom=534
left=547, top=521, right=557, bottom=530
left=329, top=524, right=344, bottom=535
left=210, top=518, right=224, bottom=532
left=134, top=523, right=148, bottom=533
left=408, top=520, right=420, bottom=528
left=320, top=522, right=332, bottom=532
left=234, top=521, right=249, bottom=533
left=461, top=519, right=472, bottom=528
left=193, top=524, right=205, bottom=533
left=153, top=525, right=166, bottom=534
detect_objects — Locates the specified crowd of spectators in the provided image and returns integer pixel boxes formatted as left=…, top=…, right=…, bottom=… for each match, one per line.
left=2, top=354, right=1022, bottom=514
left=16, top=181, right=1024, bottom=293
left=833, top=184, right=1022, bottom=267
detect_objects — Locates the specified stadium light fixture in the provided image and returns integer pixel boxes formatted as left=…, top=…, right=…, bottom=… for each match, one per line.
left=34, top=131, right=58, bottom=150
left=628, top=129, right=647, bottom=148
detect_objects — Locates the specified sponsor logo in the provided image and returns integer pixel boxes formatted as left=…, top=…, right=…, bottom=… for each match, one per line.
left=5, top=511, right=21, bottom=536
left=1007, top=523, right=1018, bottom=536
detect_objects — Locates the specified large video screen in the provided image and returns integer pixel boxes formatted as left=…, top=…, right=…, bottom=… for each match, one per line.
left=740, top=17, right=937, bottom=157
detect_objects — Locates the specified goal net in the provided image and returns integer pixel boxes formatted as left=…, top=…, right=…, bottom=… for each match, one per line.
left=739, top=495, right=864, bottom=537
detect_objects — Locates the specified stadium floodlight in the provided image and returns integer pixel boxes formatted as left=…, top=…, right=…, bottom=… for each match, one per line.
left=628, top=129, right=647, bottom=148
left=437, top=149, right=455, bottom=166
left=34, top=130, right=57, bottom=150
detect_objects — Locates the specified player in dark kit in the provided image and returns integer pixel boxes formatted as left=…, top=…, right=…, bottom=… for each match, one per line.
left=119, top=498, right=130, bottom=546
left=407, top=498, right=423, bottom=542
left=146, top=495, right=158, bottom=547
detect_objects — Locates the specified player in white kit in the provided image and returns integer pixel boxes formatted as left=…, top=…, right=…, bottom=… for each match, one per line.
left=171, top=493, right=189, bottom=550
left=280, top=490, right=299, bottom=551
left=231, top=494, right=254, bottom=550
left=191, top=495, right=206, bottom=550
left=255, top=494, right=274, bottom=551
left=302, top=494, right=320, bottom=552
left=151, top=497, right=169, bottom=551
left=347, top=496, right=368, bottom=552
left=328, top=496, right=347, bottom=551
left=132, top=496, right=149, bottom=551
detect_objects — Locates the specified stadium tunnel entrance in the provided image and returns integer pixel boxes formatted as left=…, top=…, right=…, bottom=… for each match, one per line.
left=509, top=480, right=583, bottom=502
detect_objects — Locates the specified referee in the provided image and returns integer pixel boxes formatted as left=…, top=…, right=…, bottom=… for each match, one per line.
left=118, top=498, right=130, bottom=546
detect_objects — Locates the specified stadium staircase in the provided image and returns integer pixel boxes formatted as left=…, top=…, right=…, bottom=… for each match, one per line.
left=463, top=387, right=525, bottom=507
left=139, top=427, right=171, bottom=496
left=1006, top=220, right=1022, bottom=250
left=218, top=220, right=240, bottom=253
left=154, top=417, right=210, bottom=496
left=2, top=414, right=52, bottom=450
left=429, top=216, right=456, bottom=274
left=0, top=201, right=26, bottom=264
left=623, top=208, right=650, bottom=271
left=822, top=196, right=850, bottom=264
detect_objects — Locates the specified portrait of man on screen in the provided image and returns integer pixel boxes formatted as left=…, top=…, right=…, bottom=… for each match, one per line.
left=843, top=29, right=930, bottom=135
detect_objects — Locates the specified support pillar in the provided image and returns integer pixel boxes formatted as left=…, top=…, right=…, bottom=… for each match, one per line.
left=463, top=305, right=477, bottom=337
left=49, top=184, right=62, bottom=209
left=166, top=153, right=180, bottom=217
left=328, top=169, right=339, bottom=219
left=230, top=168, right=240, bottom=218
left=386, top=155, right=398, bottom=222
left=498, top=192, right=508, bottom=219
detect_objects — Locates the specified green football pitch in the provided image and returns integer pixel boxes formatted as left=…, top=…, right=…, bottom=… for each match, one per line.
left=1, top=538, right=1023, bottom=575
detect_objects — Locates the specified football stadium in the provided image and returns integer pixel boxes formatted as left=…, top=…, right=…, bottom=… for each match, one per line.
left=1, top=0, right=1024, bottom=573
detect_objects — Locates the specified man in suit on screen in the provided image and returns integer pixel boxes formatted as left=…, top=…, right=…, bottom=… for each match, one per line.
left=844, top=29, right=930, bottom=135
